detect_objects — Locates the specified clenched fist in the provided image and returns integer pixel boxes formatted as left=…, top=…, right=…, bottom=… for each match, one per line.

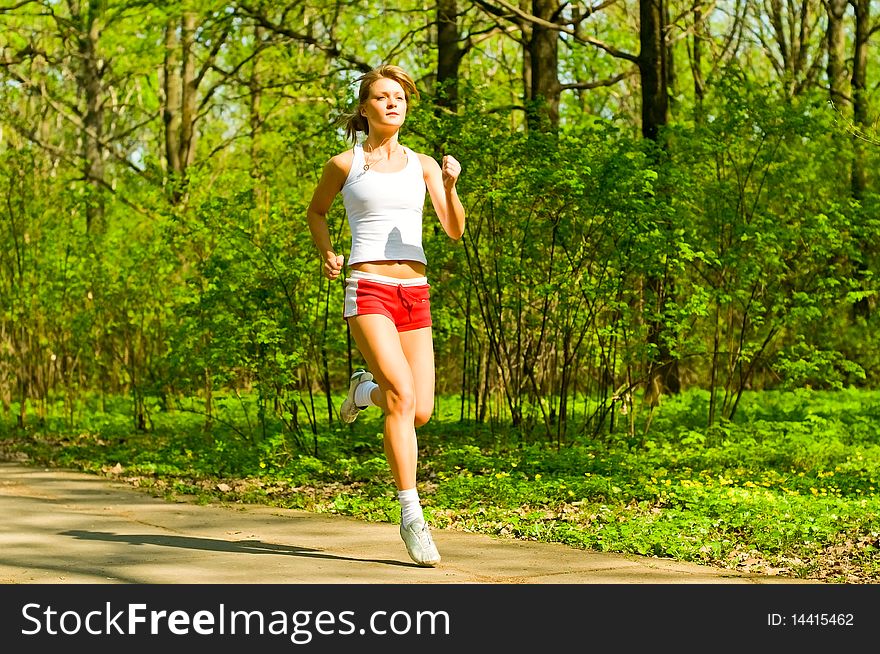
left=441, top=154, right=461, bottom=190
left=324, top=253, right=344, bottom=280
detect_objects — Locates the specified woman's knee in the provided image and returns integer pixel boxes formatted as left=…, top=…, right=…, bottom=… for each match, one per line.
left=414, top=404, right=434, bottom=428
left=383, top=385, right=416, bottom=417
left=415, top=396, right=434, bottom=427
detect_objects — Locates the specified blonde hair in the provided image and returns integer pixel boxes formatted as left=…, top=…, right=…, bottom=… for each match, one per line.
left=337, top=65, right=419, bottom=143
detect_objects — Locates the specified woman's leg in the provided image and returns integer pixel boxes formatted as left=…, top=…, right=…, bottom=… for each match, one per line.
left=347, top=314, right=418, bottom=490
left=399, top=326, right=435, bottom=428
left=347, top=316, right=441, bottom=566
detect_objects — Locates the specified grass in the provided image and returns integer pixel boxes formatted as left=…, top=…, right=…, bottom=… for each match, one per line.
left=1, top=386, right=878, bottom=583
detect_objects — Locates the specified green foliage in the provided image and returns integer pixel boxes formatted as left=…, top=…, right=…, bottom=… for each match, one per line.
left=3, top=387, right=879, bottom=582
left=1, top=0, right=880, bottom=580
left=658, top=72, right=870, bottom=422
left=1, top=2, right=878, bottom=587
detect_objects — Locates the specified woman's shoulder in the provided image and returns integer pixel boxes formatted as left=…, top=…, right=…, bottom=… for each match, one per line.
left=413, top=151, right=440, bottom=172
left=323, top=147, right=357, bottom=182
left=328, top=147, right=356, bottom=170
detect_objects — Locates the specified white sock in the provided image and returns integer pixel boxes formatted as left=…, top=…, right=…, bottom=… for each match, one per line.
left=354, top=380, right=378, bottom=409
left=398, top=487, right=424, bottom=527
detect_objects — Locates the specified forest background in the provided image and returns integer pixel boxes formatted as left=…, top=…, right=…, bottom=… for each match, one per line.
left=1, top=0, right=879, bottom=582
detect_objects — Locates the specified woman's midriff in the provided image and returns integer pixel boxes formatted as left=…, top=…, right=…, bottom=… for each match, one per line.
left=351, top=260, right=426, bottom=280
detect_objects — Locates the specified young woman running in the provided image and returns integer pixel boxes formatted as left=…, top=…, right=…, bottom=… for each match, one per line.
left=306, top=65, right=465, bottom=566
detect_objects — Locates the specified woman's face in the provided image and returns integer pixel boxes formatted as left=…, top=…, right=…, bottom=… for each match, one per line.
left=361, top=77, right=407, bottom=131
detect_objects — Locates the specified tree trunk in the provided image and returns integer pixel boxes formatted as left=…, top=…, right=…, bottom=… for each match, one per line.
left=825, top=0, right=849, bottom=109
left=639, top=0, right=667, bottom=142
left=639, top=0, right=679, bottom=405
left=692, top=4, right=705, bottom=120
left=179, top=12, right=198, bottom=173
left=74, top=0, right=106, bottom=234
left=527, top=0, right=560, bottom=130
left=850, top=0, right=868, bottom=201
left=664, top=0, right=676, bottom=115
left=163, top=17, right=182, bottom=184
left=850, top=0, right=870, bottom=319
left=436, top=0, right=461, bottom=110
left=250, top=24, right=267, bottom=222
left=163, top=11, right=198, bottom=204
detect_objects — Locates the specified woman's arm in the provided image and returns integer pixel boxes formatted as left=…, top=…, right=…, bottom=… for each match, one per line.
left=306, top=153, right=350, bottom=280
left=420, top=153, right=465, bottom=240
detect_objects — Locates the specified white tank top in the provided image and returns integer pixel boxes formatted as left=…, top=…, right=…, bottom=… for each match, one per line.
left=341, top=143, right=427, bottom=266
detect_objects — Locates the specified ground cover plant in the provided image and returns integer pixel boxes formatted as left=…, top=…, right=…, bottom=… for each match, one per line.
left=1, top=387, right=878, bottom=583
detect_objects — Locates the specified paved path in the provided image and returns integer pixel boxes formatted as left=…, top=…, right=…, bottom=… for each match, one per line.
left=0, top=462, right=809, bottom=585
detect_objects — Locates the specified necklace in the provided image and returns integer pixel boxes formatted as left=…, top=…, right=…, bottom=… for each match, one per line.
left=363, top=142, right=401, bottom=172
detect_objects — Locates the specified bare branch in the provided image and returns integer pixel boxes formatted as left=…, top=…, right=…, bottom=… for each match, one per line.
left=559, top=70, right=633, bottom=90
left=3, top=118, right=159, bottom=220
left=0, top=0, right=40, bottom=13
left=235, top=2, right=371, bottom=72
left=472, top=0, right=638, bottom=62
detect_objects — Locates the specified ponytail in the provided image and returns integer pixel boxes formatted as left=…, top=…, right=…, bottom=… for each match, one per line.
left=335, top=111, right=369, bottom=143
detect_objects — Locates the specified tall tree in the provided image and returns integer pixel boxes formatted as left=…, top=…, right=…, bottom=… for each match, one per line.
left=825, top=0, right=850, bottom=108
left=849, top=0, right=869, bottom=200
left=640, top=0, right=667, bottom=142
left=848, top=0, right=873, bottom=320
left=690, top=1, right=706, bottom=118
left=72, top=0, right=108, bottom=233
left=0, top=0, right=153, bottom=234
left=473, top=0, right=636, bottom=130
left=749, top=0, right=826, bottom=97
left=640, top=0, right=680, bottom=404
left=162, top=8, right=209, bottom=204
left=527, top=0, right=562, bottom=128
left=437, top=0, right=463, bottom=109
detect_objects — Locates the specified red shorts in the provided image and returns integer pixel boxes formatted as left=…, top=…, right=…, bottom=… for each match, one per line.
left=343, top=271, right=432, bottom=332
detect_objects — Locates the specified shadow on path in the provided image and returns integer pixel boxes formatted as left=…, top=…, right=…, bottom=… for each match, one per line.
left=60, top=530, right=416, bottom=568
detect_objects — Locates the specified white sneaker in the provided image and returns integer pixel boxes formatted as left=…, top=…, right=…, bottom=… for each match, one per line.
left=340, top=369, right=373, bottom=423
left=400, top=520, right=441, bottom=567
